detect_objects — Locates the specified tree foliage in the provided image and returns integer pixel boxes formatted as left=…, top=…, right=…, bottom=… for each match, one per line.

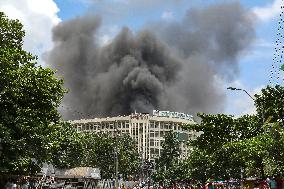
left=153, top=131, right=182, bottom=182
left=47, top=122, right=84, bottom=169
left=255, top=85, right=284, bottom=124
left=0, top=11, right=66, bottom=173
left=117, top=134, right=140, bottom=179
left=80, top=132, right=140, bottom=179
left=186, top=85, right=284, bottom=181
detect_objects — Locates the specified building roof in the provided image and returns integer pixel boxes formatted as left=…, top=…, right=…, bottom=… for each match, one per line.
left=55, top=167, right=100, bottom=179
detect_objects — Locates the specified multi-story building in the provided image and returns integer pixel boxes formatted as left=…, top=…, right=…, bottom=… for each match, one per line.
left=70, top=110, right=197, bottom=161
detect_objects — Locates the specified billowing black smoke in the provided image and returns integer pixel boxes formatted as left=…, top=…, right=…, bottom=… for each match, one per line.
left=47, top=2, right=255, bottom=119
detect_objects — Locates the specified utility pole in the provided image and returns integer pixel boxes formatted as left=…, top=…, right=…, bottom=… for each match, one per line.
left=227, top=86, right=265, bottom=179
left=227, top=87, right=254, bottom=100
left=139, top=127, right=144, bottom=183
left=227, top=87, right=264, bottom=124
left=114, top=121, right=119, bottom=189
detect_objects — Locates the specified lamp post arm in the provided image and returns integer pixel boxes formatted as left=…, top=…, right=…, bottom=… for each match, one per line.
left=242, top=89, right=255, bottom=101
left=228, top=87, right=264, bottom=123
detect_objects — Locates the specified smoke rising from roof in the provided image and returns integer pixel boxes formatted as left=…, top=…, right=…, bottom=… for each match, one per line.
left=47, top=2, right=255, bottom=119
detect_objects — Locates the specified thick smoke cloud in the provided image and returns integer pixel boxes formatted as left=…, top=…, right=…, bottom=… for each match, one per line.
left=47, top=2, right=255, bottom=119
left=151, top=1, right=255, bottom=115
left=151, top=2, right=254, bottom=79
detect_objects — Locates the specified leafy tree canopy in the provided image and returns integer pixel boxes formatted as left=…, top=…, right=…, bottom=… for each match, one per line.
left=186, top=85, right=284, bottom=181
left=0, top=11, right=66, bottom=173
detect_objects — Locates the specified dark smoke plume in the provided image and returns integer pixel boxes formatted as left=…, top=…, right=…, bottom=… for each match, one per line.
left=150, top=1, right=255, bottom=115
left=47, top=2, right=255, bottom=119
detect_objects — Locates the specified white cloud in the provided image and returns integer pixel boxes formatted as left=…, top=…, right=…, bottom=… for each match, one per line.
left=0, top=0, right=61, bottom=65
left=161, top=11, right=174, bottom=20
left=253, top=0, right=282, bottom=22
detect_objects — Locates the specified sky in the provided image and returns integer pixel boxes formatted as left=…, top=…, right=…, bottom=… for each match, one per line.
left=0, top=0, right=283, bottom=118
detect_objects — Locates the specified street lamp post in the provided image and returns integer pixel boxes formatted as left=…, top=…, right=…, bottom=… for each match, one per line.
left=0, top=138, right=2, bottom=156
left=227, top=87, right=264, bottom=124
left=114, top=121, right=119, bottom=189
left=227, top=86, right=265, bottom=178
left=227, top=87, right=254, bottom=101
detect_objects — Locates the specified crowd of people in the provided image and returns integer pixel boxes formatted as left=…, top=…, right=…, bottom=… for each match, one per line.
left=1, top=176, right=284, bottom=189
left=3, top=176, right=62, bottom=189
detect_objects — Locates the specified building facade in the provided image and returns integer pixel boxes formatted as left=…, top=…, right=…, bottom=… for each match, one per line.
left=70, top=110, right=197, bottom=161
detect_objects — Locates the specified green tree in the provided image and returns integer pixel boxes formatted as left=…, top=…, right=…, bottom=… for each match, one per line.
left=117, top=134, right=140, bottom=179
left=255, top=85, right=284, bottom=124
left=186, top=85, right=284, bottom=181
left=153, top=131, right=181, bottom=183
left=224, top=121, right=284, bottom=177
left=47, top=122, right=84, bottom=169
left=87, top=132, right=115, bottom=178
left=0, top=12, right=66, bottom=173
left=158, top=131, right=181, bottom=170
left=80, top=132, right=96, bottom=167
left=223, top=85, right=284, bottom=178
left=187, top=113, right=262, bottom=181
left=81, top=132, right=140, bottom=179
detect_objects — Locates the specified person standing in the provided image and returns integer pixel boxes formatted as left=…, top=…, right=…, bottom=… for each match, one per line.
left=5, top=179, right=13, bottom=189
left=276, top=176, right=282, bottom=189
left=21, top=180, right=28, bottom=189
left=269, top=177, right=277, bottom=189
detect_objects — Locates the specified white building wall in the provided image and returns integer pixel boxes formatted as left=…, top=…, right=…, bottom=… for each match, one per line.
left=70, top=112, right=196, bottom=161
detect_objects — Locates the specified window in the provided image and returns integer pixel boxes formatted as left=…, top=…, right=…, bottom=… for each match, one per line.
left=155, top=131, right=159, bottom=137
left=155, top=140, right=160, bottom=147
left=164, top=123, right=169, bottom=129
left=155, top=148, right=159, bottom=154
left=164, top=131, right=170, bottom=136
left=150, top=139, right=154, bottom=146
left=160, top=123, right=164, bottom=129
